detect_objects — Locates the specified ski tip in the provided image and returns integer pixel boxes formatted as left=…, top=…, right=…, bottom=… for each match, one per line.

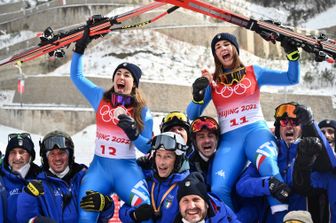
left=0, top=57, right=11, bottom=66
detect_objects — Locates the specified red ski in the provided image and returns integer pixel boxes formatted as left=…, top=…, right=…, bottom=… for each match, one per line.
left=0, top=2, right=179, bottom=66
left=155, top=0, right=336, bottom=63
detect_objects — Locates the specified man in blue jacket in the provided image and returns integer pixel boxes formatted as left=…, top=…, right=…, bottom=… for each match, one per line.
left=174, top=172, right=239, bottom=223
left=0, top=133, right=41, bottom=223
left=16, top=130, right=114, bottom=223
left=235, top=102, right=316, bottom=222
left=117, top=132, right=190, bottom=223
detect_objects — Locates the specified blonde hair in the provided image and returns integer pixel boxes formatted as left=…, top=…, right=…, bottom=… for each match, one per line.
left=213, top=46, right=244, bottom=82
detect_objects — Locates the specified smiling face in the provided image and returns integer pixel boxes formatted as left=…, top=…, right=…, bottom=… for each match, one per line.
left=8, top=148, right=31, bottom=172
left=195, top=130, right=217, bottom=159
left=113, top=68, right=134, bottom=95
left=321, top=127, right=335, bottom=149
left=47, top=148, right=69, bottom=174
left=179, top=194, right=208, bottom=223
left=154, top=149, right=176, bottom=178
left=214, top=40, right=235, bottom=68
left=279, top=119, right=302, bottom=145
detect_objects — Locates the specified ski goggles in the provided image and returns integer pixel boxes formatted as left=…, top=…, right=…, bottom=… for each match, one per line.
left=218, top=67, right=246, bottom=85
left=191, top=116, right=219, bottom=133
left=41, top=135, right=74, bottom=151
left=279, top=118, right=300, bottom=127
left=162, top=111, right=188, bottom=124
left=111, top=92, right=134, bottom=108
left=274, top=103, right=297, bottom=119
left=151, top=134, right=187, bottom=155
left=8, top=132, right=31, bottom=141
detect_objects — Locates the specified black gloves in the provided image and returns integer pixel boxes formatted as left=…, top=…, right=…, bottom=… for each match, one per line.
left=296, top=137, right=322, bottom=168
left=295, top=104, right=314, bottom=126
left=131, top=204, right=154, bottom=222
left=80, top=190, right=113, bottom=212
left=28, top=216, right=56, bottom=223
left=268, top=177, right=291, bottom=203
left=192, top=77, right=209, bottom=104
left=136, top=155, right=153, bottom=170
left=25, top=180, right=44, bottom=197
left=117, top=114, right=139, bottom=141
left=74, top=15, right=108, bottom=54
left=281, top=37, right=300, bottom=61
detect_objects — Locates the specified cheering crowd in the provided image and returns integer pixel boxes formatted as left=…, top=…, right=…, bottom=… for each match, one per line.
left=0, top=18, right=335, bottom=223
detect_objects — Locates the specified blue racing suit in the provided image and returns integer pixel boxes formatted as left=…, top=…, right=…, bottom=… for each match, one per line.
left=119, top=170, right=190, bottom=223
left=17, top=163, right=114, bottom=223
left=236, top=140, right=306, bottom=223
left=0, top=162, right=41, bottom=223
left=70, top=52, right=153, bottom=222
left=187, top=62, right=299, bottom=211
left=0, top=174, right=5, bottom=223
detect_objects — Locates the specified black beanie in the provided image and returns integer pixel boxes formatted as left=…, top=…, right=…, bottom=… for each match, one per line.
left=211, top=32, right=240, bottom=56
left=319, top=119, right=336, bottom=130
left=112, top=62, right=142, bottom=87
left=177, top=172, right=209, bottom=204
left=5, top=134, right=35, bottom=163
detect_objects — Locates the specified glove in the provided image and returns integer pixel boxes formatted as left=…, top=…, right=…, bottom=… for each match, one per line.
left=28, top=216, right=56, bottom=223
left=268, top=177, right=291, bottom=203
left=281, top=36, right=300, bottom=61
left=25, top=180, right=44, bottom=197
left=192, top=77, right=209, bottom=104
left=73, top=15, right=108, bottom=54
left=131, top=204, right=154, bottom=222
left=80, top=190, right=113, bottom=212
left=296, top=137, right=322, bottom=167
left=295, top=104, right=313, bottom=126
left=117, top=114, right=139, bottom=141
left=136, top=155, right=153, bottom=170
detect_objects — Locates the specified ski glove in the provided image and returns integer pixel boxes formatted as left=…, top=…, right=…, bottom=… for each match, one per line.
left=117, top=114, right=139, bottom=141
left=192, top=77, right=209, bottom=104
left=268, top=177, right=291, bottom=203
left=296, top=137, right=322, bottom=168
left=80, top=190, right=113, bottom=212
left=295, top=104, right=314, bottom=126
left=25, top=180, right=44, bottom=197
left=137, top=155, right=153, bottom=170
left=28, top=216, right=56, bottom=223
left=131, top=204, right=154, bottom=222
left=281, top=37, right=300, bottom=61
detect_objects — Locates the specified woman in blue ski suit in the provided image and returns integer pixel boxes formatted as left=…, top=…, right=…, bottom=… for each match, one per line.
left=119, top=132, right=190, bottom=223
left=0, top=133, right=41, bottom=223
left=17, top=131, right=114, bottom=223
left=71, top=24, right=153, bottom=222
left=187, top=32, right=300, bottom=215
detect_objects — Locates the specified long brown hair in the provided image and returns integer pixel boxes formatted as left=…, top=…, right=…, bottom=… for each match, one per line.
left=103, top=86, right=146, bottom=132
left=213, top=46, right=245, bottom=82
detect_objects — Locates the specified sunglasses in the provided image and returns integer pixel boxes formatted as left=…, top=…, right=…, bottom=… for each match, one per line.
left=111, top=92, right=134, bottom=108
left=279, top=118, right=300, bottom=127
left=41, top=135, right=74, bottom=151
left=8, top=133, right=31, bottom=142
left=191, top=117, right=219, bottom=133
left=218, top=67, right=246, bottom=85
left=151, top=134, right=187, bottom=155
left=163, top=111, right=188, bottom=124
left=275, top=103, right=297, bottom=119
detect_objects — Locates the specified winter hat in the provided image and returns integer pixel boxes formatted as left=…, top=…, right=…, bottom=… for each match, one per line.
left=5, top=133, right=35, bottom=163
left=211, top=32, right=240, bottom=56
left=112, top=62, right=142, bottom=87
left=283, top=210, right=313, bottom=223
left=318, top=119, right=336, bottom=130
left=177, top=172, right=209, bottom=204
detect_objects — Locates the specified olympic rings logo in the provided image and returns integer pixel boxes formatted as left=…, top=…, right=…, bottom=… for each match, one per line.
left=99, top=105, right=130, bottom=125
left=214, top=77, right=252, bottom=98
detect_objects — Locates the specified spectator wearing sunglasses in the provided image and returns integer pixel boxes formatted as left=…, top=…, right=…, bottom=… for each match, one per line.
left=186, top=32, right=300, bottom=218
left=189, top=116, right=220, bottom=182
left=118, top=132, right=190, bottom=223
left=0, top=133, right=41, bottom=223
left=319, top=119, right=336, bottom=152
left=71, top=19, right=153, bottom=223
left=17, top=130, right=114, bottom=223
